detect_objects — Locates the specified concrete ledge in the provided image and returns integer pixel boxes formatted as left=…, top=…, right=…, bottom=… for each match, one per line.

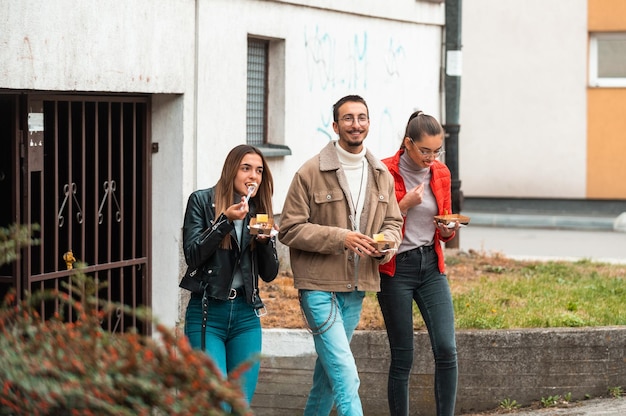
left=465, top=212, right=617, bottom=231
left=252, top=327, right=626, bottom=415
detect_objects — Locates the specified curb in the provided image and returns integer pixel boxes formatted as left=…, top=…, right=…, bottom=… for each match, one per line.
left=254, top=327, right=626, bottom=416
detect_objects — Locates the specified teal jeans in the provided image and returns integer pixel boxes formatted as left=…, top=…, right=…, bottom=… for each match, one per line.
left=184, top=295, right=262, bottom=405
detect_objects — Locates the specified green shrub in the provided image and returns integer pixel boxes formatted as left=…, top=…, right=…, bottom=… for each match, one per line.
left=0, top=224, right=39, bottom=265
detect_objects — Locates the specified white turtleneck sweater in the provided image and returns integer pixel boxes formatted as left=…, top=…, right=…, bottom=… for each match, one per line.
left=335, top=142, right=368, bottom=232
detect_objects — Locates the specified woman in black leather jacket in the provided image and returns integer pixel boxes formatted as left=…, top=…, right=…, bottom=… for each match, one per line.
left=180, top=144, right=279, bottom=406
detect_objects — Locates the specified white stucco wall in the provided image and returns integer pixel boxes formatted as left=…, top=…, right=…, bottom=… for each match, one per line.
left=151, top=95, right=189, bottom=328
left=197, top=0, right=446, bottom=213
left=0, top=0, right=194, bottom=94
left=460, top=0, right=588, bottom=198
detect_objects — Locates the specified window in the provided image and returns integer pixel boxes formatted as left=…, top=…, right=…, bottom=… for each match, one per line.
left=247, top=38, right=267, bottom=147
left=589, top=33, right=626, bottom=87
left=246, top=37, right=290, bottom=157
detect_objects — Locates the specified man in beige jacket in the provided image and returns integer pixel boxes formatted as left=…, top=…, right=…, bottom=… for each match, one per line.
left=279, top=95, right=403, bottom=416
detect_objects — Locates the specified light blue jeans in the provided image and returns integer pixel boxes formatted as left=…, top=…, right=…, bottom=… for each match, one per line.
left=184, top=295, right=262, bottom=405
left=299, top=289, right=365, bottom=416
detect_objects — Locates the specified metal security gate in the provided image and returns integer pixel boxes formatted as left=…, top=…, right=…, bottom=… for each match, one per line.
left=0, top=93, right=151, bottom=334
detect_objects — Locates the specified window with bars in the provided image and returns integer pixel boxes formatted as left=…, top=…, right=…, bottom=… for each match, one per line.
left=589, top=33, right=626, bottom=87
left=247, top=39, right=268, bottom=146
left=246, top=37, right=291, bottom=157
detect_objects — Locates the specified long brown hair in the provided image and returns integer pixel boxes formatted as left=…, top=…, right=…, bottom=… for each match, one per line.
left=214, top=144, right=274, bottom=234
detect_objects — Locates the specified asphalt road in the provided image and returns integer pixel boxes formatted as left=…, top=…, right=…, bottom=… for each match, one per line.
left=457, top=226, right=626, bottom=264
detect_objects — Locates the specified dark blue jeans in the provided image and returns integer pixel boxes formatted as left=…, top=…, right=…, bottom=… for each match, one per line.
left=377, top=245, right=458, bottom=416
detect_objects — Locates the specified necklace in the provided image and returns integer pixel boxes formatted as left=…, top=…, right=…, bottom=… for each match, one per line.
left=349, top=160, right=366, bottom=231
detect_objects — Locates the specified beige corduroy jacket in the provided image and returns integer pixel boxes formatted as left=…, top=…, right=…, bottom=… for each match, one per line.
left=278, top=141, right=403, bottom=293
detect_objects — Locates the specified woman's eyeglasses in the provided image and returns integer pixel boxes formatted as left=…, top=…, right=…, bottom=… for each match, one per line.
left=417, top=148, right=445, bottom=158
left=409, top=138, right=445, bottom=158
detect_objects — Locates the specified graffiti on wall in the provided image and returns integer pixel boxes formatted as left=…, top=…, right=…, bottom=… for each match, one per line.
left=304, top=25, right=411, bottom=154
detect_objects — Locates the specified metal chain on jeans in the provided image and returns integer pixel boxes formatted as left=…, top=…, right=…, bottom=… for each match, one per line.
left=299, top=291, right=339, bottom=335
left=200, top=282, right=209, bottom=351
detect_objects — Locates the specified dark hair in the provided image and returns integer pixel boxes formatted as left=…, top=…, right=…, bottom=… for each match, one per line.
left=401, top=110, right=444, bottom=149
left=332, top=95, right=369, bottom=122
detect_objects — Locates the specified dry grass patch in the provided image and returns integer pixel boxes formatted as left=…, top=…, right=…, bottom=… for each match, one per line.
left=260, top=249, right=626, bottom=330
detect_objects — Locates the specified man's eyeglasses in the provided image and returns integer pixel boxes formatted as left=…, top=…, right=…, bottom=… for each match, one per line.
left=339, top=115, right=369, bottom=125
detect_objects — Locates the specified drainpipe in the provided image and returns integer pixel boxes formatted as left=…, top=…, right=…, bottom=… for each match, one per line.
left=443, top=0, right=463, bottom=248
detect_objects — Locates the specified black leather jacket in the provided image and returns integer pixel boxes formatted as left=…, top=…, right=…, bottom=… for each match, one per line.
left=179, top=187, right=279, bottom=310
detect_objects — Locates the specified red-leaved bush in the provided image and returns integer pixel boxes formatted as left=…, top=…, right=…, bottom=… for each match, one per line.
left=0, top=266, right=252, bottom=416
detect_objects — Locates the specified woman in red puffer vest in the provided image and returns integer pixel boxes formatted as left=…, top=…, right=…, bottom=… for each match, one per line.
left=377, top=111, right=460, bottom=416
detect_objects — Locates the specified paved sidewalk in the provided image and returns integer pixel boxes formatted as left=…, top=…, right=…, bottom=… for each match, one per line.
left=465, top=397, right=626, bottom=415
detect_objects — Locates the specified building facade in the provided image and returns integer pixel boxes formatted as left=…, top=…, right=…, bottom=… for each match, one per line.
left=1, top=0, right=446, bottom=327
left=3, top=0, right=624, bottom=329
left=461, top=0, right=626, bottom=202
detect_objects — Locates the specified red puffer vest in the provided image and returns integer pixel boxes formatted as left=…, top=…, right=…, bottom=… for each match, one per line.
left=378, top=149, right=453, bottom=276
